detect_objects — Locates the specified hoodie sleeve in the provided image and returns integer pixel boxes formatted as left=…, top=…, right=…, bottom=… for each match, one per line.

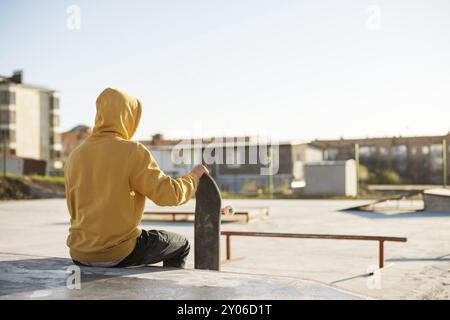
left=129, top=143, right=199, bottom=206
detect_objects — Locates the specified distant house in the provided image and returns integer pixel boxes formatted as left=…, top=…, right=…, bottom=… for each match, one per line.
left=0, top=70, right=62, bottom=175
left=61, top=125, right=92, bottom=160
left=316, top=134, right=450, bottom=184
left=140, top=134, right=323, bottom=194
left=0, top=154, right=46, bottom=176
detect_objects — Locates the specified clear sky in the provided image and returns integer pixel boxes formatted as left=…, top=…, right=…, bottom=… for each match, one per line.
left=1, top=0, right=449, bottom=141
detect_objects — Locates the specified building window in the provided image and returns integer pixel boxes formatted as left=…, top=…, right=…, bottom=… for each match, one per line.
left=379, top=146, right=388, bottom=156
left=0, top=110, right=9, bottom=124
left=0, top=130, right=6, bottom=141
left=0, top=129, right=16, bottom=144
left=431, top=157, right=443, bottom=171
left=0, top=109, right=15, bottom=124
left=50, top=133, right=61, bottom=145
left=359, top=146, right=376, bottom=158
left=326, top=147, right=338, bottom=160
left=50, top=96, right=59, bottom=110
left=52, top=150, right=61, bottom=159
left=421, top=145, right=429, bottom=155
left=429, top=144, right=443, bottom=171
left=0, top=92, right=7, bottom=104
left=49, top=114, right=60, bottom=127
left=430, top=144, right=442, bottom=157
left=0, top=91, right=15, bottom=105
left=392, top=145, right=407, bottom=160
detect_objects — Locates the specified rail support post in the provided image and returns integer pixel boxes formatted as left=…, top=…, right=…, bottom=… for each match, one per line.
left=226, top=234, right=231, bottom=260
left=379, top=240, right=384, bottom=269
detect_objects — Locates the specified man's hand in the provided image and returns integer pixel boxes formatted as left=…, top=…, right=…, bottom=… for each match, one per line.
left=191, top=164, right=209, bottom=179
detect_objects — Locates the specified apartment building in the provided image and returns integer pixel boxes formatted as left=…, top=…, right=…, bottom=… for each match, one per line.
left=0, top=71, right=62, bottom=175
left=316, top=134, right=450, bottom=184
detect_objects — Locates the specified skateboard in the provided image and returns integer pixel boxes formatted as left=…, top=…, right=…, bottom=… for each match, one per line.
left=194, top=173, right=222, bottom=271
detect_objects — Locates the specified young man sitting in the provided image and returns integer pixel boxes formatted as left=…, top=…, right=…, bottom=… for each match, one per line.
left=64, top=88, right=207, bottom=268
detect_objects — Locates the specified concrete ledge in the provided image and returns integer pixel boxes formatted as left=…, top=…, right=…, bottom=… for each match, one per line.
left=143, top=207, right=269, bottom=223
left=0, top=253, right=366, bottom=300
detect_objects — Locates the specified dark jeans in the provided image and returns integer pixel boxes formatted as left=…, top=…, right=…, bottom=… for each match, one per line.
left=74, top=230, right=190, bottom=269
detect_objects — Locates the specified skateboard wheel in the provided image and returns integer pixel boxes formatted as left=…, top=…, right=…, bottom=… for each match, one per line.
left=222, top=206, right=235, bottom=215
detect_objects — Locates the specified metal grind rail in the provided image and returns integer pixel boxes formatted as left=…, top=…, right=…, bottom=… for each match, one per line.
left=221, top=231, right=407, bottom=269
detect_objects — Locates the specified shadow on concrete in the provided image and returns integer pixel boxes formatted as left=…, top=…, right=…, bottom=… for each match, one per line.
left=341, top=210, right=450, bottom=220
left=47, top=222, right=70, bottom=226
left=0, top=256, right=171, bottom=297
left=330, top=272, right=371, bottom=285
left=0, top=255, right=367, bottom=299
left=386, top=253, right=450, bottom=263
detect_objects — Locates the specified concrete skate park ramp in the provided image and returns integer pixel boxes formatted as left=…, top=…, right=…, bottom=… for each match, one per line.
left=0, top=253, right=365, bottom=300
left=424, top=188, right=450, bottom=212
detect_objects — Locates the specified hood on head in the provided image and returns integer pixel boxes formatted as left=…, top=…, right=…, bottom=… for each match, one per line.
left=93, top=88, right=142, bottom=140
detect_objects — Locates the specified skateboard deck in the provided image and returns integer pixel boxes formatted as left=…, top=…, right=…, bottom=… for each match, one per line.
left=194, top=174, right=222, bottom=271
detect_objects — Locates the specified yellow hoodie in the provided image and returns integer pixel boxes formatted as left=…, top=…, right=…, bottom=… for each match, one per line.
left=65, top=88, right=199, bottom=262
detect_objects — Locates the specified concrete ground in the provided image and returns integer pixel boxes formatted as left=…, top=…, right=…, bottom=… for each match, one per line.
left=0, top=198, right=449, bottom=299
left=0, top=253, right=363, bottom=300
